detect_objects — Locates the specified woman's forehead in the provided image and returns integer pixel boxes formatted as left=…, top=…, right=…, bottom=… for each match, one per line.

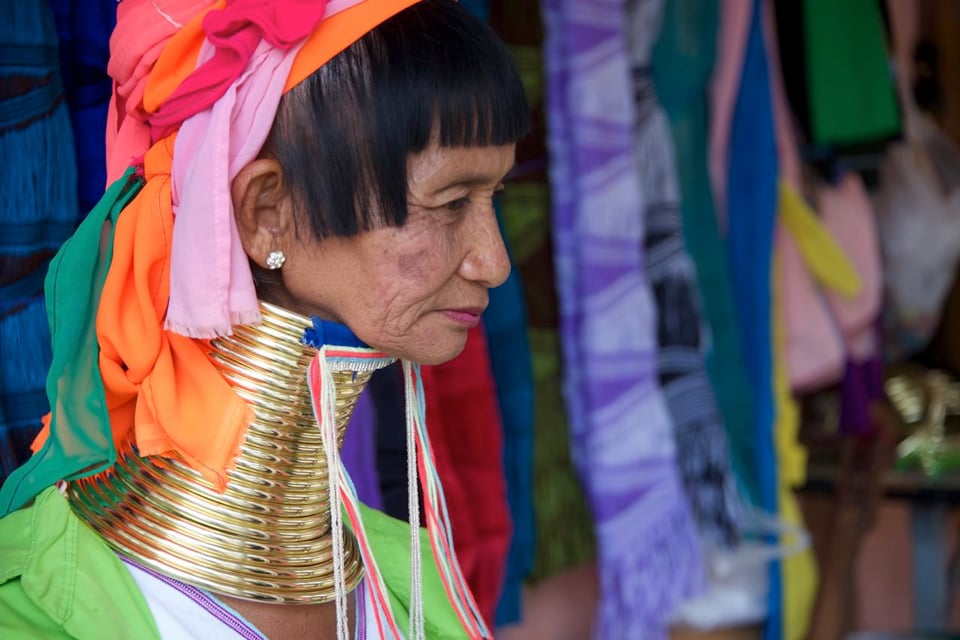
left=407, top=144, right=516, bottom=190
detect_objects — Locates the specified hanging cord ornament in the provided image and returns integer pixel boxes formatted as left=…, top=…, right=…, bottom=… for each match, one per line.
left=307, top=341, right=492, bottom=639
left=402, top=361, right=491, bottom=639
left=309, top=346, right=349, bottom=639
left=308, top=345, right=403, bottom=640
left=405, top=361, right=425, bottom=639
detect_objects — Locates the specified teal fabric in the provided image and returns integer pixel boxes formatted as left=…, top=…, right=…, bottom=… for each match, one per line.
left=651, top=0, right=758, bottom=503
left=0, top=169, right=143, bottom=515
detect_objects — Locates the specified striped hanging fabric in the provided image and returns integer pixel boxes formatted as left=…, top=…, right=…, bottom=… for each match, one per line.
left=652, top=0, right=756, bottom=522
left=630, top=0, right=741, bottom=549
left=542, top=0, right=705, bottom=636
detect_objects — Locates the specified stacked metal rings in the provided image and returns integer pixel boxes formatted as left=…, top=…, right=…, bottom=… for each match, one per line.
left=69, top=303, right=371, bottom=603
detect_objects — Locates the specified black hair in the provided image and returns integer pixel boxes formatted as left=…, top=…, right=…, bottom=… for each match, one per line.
left=264, top=0, right=531, bottom=240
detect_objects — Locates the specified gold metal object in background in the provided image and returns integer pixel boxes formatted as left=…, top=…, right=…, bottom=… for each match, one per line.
left=69, top=302, right=381, bottom=603
left=886, top=366, right=960, bottom=477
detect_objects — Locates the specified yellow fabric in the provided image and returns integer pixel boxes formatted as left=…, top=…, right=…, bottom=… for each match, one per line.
left=772, top=248, right=818, bottom=640
left=778, top=182, right=861, bottom=300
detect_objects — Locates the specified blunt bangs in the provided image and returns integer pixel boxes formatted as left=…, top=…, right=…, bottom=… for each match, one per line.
left=265, top=0, right=531, bottom=240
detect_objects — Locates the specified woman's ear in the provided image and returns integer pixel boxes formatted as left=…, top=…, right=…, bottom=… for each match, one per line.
left=232, top=158, right=295, bottom=269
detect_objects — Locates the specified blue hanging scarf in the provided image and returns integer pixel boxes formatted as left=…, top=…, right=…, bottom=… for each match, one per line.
left=724, top=1, right=782, bottom=637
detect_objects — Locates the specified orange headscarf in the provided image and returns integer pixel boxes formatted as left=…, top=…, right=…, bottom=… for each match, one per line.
left=35, top=0, right=421, bottom=490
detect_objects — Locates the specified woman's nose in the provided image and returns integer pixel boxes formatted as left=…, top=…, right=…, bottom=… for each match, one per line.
left=459, top=205, right=511, bottom=288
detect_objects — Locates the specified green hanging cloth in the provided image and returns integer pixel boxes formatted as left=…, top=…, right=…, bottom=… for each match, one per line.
left=804, top=0, right=901, bottom=146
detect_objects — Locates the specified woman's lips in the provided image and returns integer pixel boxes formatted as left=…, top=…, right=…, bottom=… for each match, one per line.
left=439, top=308, right=483, bottom=328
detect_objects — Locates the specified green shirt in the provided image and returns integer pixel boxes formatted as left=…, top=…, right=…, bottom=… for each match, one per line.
left=0, top=487, right=160, bottom=639
left=0, top=488, right=466, bottom=639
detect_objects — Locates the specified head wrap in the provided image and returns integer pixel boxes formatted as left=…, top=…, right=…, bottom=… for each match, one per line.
left=109, top=0, right=418, bottom=338
left=106, top=0, right=396, bottom=180
left=105, top=0, right=214, bottom=185
left=23, top=0, right=421, bottom=497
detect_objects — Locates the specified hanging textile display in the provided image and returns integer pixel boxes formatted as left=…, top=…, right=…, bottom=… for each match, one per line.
left=0, top=0, right=78, bottom=482
left=460, top=0, right=538, bottom=627
left=803, top=0, right=901, bottom=148
left=491, top=0, right=597, bottom=584
left=718, top=0, right=782, bottom=636
left=482, top=210, right=537, bottom=627
left=652, top=0, right=756, bottom=518
left=48, top=0, right=115, bottom=213
left=543, top=0, right=705, bottom=636
left=630, top=0, right=740, bottom=549
left=708, top=0, right=766, bottom=505
left=771, top=194, right=822, bottom=640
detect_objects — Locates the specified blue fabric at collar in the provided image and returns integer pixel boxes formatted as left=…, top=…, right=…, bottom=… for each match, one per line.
left=302, top=317, right=367, bottom=349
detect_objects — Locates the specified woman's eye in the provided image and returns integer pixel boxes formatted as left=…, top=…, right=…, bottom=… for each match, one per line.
left=445, top=197, right=471, bottom=213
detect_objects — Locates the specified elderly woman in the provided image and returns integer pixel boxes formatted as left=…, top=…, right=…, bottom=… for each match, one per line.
left=0, top=0, right=529, bottom=638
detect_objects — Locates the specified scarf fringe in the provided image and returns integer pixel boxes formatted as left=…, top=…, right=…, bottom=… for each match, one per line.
left=597, top=499, right=706, bottom=640
left=162, top=309, right=263, bottom=339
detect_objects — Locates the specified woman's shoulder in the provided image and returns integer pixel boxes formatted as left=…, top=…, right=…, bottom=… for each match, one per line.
left=0, top=487, right=161, bottom=640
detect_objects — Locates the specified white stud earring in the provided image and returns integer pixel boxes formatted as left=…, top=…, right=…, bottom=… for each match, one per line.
left=266, top=250, right=286, bottom=270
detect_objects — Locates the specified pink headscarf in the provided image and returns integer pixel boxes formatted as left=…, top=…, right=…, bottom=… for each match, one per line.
left=166, top=38, right=299, bottom=336
left=106, top=0, right=215, bottom=184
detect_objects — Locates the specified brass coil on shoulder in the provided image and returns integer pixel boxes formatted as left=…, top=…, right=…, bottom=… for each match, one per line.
left=68, top=302, right=384, bottom=603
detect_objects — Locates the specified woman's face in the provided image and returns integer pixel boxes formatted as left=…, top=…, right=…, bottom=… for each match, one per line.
left=277, top=142, right=515, bottom=364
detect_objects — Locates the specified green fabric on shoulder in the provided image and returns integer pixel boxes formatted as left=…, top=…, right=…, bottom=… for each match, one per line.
left=358, top=503, right=468, bottom=638
left=0, top=491, right=467, bottom=639
left=0, top=169, right=144, bottom=516
left=0, top=487, right=161, bottom=640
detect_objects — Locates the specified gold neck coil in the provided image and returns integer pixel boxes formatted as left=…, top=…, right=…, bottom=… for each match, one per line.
left=68, top=302, right=389, bottom=603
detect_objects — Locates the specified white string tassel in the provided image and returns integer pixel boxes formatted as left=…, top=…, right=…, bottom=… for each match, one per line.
left=313, top=349, right=350, bottom=640
left=403, top=360, right=426, bottom=640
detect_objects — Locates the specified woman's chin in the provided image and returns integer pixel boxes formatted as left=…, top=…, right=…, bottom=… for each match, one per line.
left=386, top=335, right=468, bottom=366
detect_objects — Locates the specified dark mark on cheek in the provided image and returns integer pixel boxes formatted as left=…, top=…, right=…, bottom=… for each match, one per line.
left=396, top=248, right=431, bottom=282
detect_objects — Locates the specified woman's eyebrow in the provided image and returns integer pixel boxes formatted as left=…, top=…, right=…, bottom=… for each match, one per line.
left=430, top=163, right=517, bottom=193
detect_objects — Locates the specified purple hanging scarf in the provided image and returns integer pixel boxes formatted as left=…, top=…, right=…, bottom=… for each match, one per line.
left=542, top=0, right=704, bottom=637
